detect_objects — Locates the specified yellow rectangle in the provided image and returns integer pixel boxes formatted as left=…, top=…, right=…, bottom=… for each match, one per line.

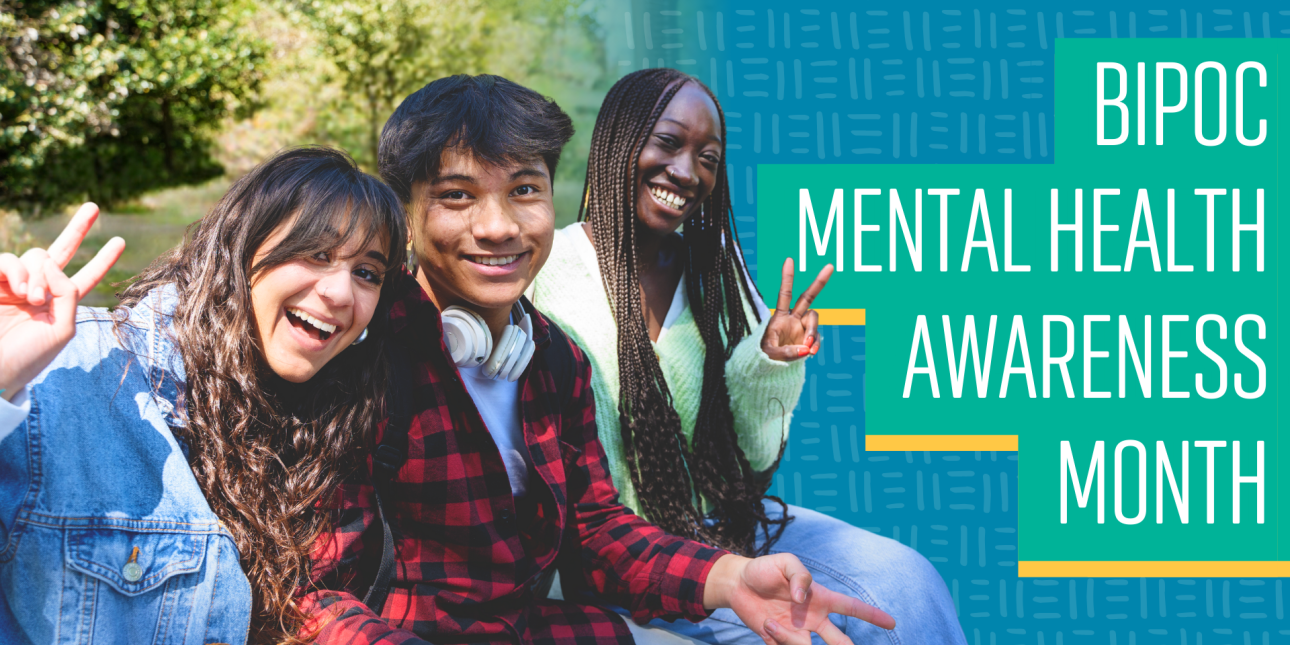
left=1020, top=561, right=1290, bottom=577
left=815, top=309, right=865, bottom=325
left=865, top=435, right=1019, bottom=451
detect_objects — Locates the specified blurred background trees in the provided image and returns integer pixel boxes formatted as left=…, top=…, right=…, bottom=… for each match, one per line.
left=1, top=0, right=612, bottom=302
left=1, top=0, right=267, bottom=214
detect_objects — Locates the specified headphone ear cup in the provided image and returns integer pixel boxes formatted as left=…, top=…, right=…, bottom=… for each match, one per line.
left=495, top=328, right=527, bottom=381
left=442, top=307, right=492, bottom=367
left=505, top=335, right=536, bottom=382
left=469, top=315, right=491, bottom=365
left=484, top=325, right=520, bottom=379
left=441, top=312, right=472, bottom=365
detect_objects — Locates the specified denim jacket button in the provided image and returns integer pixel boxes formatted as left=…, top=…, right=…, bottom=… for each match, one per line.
left=123, top=561, right=143, bottom=582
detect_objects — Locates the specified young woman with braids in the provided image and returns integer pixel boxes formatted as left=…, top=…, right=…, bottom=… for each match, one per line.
left=530, top=69, right=966, bottom=644
left=0, top=147, right=407, bottom=645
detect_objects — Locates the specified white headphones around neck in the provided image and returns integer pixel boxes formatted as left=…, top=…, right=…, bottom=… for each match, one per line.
left=441, top=302, right=535, bottom=382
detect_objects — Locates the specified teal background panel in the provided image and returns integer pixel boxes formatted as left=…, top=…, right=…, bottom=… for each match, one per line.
left=599, top=1, right=1290, bottom=642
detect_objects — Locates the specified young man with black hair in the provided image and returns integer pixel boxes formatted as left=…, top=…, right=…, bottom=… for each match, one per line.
left=300, top=74, right=894, bottom=645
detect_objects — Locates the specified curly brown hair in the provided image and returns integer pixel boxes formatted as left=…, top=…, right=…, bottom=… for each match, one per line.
left=579, top=69, right=790, bottom=557
left=118, top=146, right=407, bottom=644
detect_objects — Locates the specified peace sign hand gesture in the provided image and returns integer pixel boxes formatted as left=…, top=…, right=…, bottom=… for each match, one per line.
left=760, top=258, right=834, bottom=362
left=0, top=203, right=125, bottom=400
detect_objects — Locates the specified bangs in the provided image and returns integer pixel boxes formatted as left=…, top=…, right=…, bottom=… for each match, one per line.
left=251, top=168, right=408, bottom=277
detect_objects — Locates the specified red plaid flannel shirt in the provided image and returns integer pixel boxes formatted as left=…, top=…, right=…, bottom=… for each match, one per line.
left=300, top=271, right=728, bottom=645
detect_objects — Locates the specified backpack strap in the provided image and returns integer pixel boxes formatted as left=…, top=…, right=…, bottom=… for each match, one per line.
left=372, top=350, right=413, bottom=484
left=362, top=350, right=414, bottom=615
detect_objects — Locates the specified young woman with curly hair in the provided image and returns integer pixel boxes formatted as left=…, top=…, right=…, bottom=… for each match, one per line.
left=0, top=146, right=407, bottom=645
left=529, top=68, right=967, bottom=644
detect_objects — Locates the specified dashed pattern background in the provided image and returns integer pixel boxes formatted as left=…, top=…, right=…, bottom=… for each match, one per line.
left=597, top=1, right=1290, bottom=642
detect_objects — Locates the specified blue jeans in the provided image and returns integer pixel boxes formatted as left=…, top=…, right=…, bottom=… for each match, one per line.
left=641, top=502, right=966, bottom=645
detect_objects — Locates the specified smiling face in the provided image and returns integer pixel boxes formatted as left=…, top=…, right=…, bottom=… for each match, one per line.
left=250, top=219, right=390, bottom=383
left=635, top=82, right=724, bottom=237
left=409, top=149, right=555, bottom=333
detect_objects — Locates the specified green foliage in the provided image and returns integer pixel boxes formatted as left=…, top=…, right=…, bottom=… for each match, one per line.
left=4, top=0, right=616, bottom=227
left=288, top=0, right=483, bottom=166
left=0, top=0, right=266, bottom=215
left=492, top=4, right=612, bottom=223
left=290, top=0, right=606, bottom=173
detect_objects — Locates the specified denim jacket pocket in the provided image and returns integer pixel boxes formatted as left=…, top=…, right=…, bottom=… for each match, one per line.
left=65, top=526, right=205, bottom=597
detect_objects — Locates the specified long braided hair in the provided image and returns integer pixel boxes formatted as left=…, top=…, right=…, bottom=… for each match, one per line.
left=579, top=68, right=789, bottom=556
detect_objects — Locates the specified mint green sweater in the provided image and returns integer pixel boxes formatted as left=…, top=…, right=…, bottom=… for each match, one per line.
left=528, top=224, right=806, bottom=516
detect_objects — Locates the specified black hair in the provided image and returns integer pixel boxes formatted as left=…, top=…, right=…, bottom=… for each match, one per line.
left=378, top=74, right=575, bottom=204
left=579, top=68, right=789, bottom=557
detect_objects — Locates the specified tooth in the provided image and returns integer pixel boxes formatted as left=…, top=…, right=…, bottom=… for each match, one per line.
left=290, top=308, right=336, bottom=334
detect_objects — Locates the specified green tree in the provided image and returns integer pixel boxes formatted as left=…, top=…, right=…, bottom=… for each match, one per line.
left=293, top=0, right=488, bottom=167
left=0, top=0, right=266, bottom=215
left=294, top=0, right=588, bottom=169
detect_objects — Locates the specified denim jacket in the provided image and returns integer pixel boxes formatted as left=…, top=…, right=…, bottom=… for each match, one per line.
left=0, top=287, right=251, bottom=645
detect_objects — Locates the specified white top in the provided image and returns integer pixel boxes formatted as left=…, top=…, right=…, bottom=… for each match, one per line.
left=0, top=388, right=29, bottom=444
left=458, top=364, right=531, bottom=497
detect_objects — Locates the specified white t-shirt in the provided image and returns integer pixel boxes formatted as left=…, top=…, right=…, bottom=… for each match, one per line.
left=458, top=364, right=531, bottom=497
left=0, top=388, right=30, bottom=444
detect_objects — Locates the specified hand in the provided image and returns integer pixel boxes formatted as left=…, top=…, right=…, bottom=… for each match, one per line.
left=0, top=203, right=125, bottom=399
left=760, top=258, right=833, bottom=362
left=704, top=553, right=894, bottom=645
